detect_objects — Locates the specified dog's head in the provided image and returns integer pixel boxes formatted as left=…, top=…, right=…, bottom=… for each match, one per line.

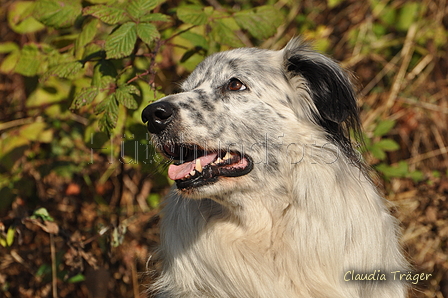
left=142, top=38, right=361, bottom=199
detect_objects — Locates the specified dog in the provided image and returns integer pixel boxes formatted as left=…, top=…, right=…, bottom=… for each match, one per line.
left=141, top=38, right=409, bottom=298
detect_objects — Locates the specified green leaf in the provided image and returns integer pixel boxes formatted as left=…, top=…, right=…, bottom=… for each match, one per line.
left=20, top=122, right=46, bottom=141
left=376, top=161, right=408, bottom=178
left=0, top=42, right=19, bottom=54
left=8, top=1, right=45, bottom=34
left=375, top=139, right=400, bottom=151
left=373, top=119, right=396, bottom=137
left=327, top=0, right=344, bottom=8
left=211, top=20, right=244, bottom=47
left=71, top=87, right=99, bottom=110
left=92, top=60, right=117, bottom=88
left=15, top=44, right=41, bottom=76
left=180, top=31, right=208, bottom=50
left=408, top=170, right=424, bottom=182
left=370, top=145, right=386, bottom=160
left=177, top=6, right=211, bottom=26
left=0, top=51, right=20, bottom=74
left=31, top=208, right=55, bottom=222
left=83, top=5, right=130, bottom=25
left=115, top=85, right=140, bottom=109
left=234, top=6, right=283, bottom=40
left=139, top=13, right=171, bottom=23
left=33, top=0, right=82, bottom=29
left=136, top=23, right=159, bottom=45
left=147, top=193, right=160, bottom=209
left=105, top=22, right=137, bottom=59
left=75, top=19, right=99, bottom=59
left=68, top=273, right=86, bottom=283
left=0, top=226, right=16, bottom=247
left=6, top=226, right=15, bottom=246
left=97, top=95, right=119, bottom=133
left=397, top=2, right=419, bottom=31
left=44, top=61, right=83, bottom=80
left=127, top=0, right=159, bottom=19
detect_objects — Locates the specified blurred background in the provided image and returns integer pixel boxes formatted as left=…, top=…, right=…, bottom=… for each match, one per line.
left=0, top=0, right=447, bottom=297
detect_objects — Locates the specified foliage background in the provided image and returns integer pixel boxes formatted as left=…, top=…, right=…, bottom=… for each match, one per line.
left=0, top=0, right=447, bottom=297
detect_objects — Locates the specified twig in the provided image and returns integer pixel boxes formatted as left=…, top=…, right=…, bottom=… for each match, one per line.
left=50, top=233, right=57, bottom=298
left=402, top=146, right=448, bottom=165
left=383, top=23, right=417, bottom=113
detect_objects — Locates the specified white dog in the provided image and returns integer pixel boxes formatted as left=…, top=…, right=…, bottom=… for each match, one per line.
left=142, top=38, right=409, bottom=298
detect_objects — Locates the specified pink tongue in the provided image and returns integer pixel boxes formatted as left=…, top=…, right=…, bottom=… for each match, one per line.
left=168, top=153, right=218, bottom=181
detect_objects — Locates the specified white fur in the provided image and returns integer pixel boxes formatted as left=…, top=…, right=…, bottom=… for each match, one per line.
left=145, top=38, right=409, bottom=298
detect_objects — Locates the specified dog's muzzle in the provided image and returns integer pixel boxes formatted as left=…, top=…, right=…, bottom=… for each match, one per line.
left=142, top=100, right=254, bottom=190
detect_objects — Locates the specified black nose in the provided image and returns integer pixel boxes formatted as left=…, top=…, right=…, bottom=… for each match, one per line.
left=141, top=101, right=175, bottom=134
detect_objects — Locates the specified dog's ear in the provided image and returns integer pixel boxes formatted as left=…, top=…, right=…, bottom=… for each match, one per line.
left=283, top=38, right=362, bottom=161
left=283, top=38, right=358, bottom=125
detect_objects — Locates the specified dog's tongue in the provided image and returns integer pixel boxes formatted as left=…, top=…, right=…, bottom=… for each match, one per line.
left=168, top=153, right=218, bottom=180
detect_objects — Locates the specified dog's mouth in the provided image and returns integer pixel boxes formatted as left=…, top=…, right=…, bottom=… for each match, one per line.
left=161, top=144, right=253, bottom=190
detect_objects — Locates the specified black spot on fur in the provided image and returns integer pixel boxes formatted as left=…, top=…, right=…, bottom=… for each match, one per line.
left=194, top=89, right=215, bottom=112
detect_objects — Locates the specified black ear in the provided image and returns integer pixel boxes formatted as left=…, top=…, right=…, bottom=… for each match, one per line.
left=283, top=38, right=362, bottom=161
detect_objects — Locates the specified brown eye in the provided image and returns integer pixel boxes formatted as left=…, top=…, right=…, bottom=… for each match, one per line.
left=227, top=78, right=247, bottom=91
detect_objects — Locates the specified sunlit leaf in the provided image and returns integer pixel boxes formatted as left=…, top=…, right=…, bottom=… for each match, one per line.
left=31, top=207, right=55, bottom=222
left=68, top=273, right=86, bottom=283
left=15, top=44, right=41, bottom=76
left=75, top=19, right=99, bottom=59
left=375, top=139, right=400, bottom=151
left=33, top=0, right=82, bottom=29
left=105, top=22, right=137, bottom=59
left=127, top=0, right=159, bottom=19
left=177, top=6, right=211, bottom=26
left=8, top=1, right=45, bottom=34
left=373, top=119, right=396, bottom=137
left=71, top=87, right=99, bottom=110
left=136, top=23, right=159, bottom=45
left=44, top=61, right=83, bottom=80
left=83, top=5, right=129, bottom=25
left=397, top=2, right=419, bottom=31
left=211, top=20, right=244, bottom=47
left=0, top=51, right=20, bottom=74
left=234, top=6, right=283, bottom=40
left=115, top=85, right=140, bottom=109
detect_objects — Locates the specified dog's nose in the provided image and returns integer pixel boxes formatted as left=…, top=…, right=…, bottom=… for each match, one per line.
left=141, top=101, right=175, bottom=134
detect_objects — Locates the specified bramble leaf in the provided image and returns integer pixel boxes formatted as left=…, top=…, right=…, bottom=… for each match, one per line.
left=83, top=5, right=130, bottom=25
left=177, top=6, right=212, bottom=26
left=97, top=95, right=119, bottom=133
left=115, top=85, right=140, bottom=109
left=105, top=22, right=137, bottom=59
left=75, top=19, right=99, bottom=58
left=136, top=23, right=159, bottom=45
left=71, top=87, right=99, bottom=110
left=15, top=44, right=41, bottom=76
left=33, top=0, right=82, bottom=29
left=8, top=1, right=45, bottom=34
left=127, top=0, right=159, bottom=19
left=234, top=6, right=283, bottom=40
left=211, top=20, right=244, bottom=47
left=44, top=61, right=83, bottom=81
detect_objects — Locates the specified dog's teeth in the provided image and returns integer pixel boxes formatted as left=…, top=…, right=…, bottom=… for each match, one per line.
left=223, top=152, right=231, bottom=160
left=190, top=169, right=196, bottom=176
left=195, top=159, right=202, bottom=173
left=215, top=157, right=223, bottom=164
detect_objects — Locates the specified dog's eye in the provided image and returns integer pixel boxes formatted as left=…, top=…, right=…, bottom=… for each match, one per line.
left=227, top=79, right=247, bottom=91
